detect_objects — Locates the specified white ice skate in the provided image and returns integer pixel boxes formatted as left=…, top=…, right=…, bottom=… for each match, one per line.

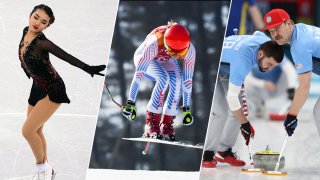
left=32, top=165, right=56, bottom=180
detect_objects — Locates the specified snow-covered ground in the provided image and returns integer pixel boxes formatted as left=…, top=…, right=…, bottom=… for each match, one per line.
left=0, top=1, right=118, bottom=179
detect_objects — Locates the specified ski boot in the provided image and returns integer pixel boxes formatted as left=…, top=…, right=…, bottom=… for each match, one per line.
left=143, top=111, right=162, bottom=139
left=160, top=114, right=175, bottom=141
left=214, top=148, right=245, bottom=166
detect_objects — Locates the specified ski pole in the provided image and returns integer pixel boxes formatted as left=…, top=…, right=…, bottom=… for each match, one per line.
left=142, top=142, right=151, bottom=155
left=104, top=83, right=123, bottom=109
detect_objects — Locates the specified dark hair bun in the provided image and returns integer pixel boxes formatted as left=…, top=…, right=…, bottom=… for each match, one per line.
left=30, top=4, right=55, bottom=26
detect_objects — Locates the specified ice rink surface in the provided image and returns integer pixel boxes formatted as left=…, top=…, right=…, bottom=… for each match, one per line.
left=0, top=1, right=118, bottom=179
left=200, top=97, right=320, bottom=180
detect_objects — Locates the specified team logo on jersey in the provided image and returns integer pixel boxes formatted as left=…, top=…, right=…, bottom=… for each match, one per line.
left=296, top=64, right=303, bottom=69
left=266, top=16, right=272, bottom=23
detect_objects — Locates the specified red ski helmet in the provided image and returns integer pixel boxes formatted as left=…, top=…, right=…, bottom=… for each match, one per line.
left=164, top=24, right=190, bottom=56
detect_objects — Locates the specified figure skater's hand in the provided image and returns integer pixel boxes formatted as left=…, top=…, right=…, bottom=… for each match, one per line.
left=83, top=65, right=106, bottom=77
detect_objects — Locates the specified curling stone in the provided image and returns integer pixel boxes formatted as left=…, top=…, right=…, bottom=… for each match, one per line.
left=252, top=145, right=285, bottom=171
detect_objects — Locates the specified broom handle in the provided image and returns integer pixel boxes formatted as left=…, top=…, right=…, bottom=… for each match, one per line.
left=247, top=144, right=254, bottom=166
left=241, top=85, right=249, bottom=117
left=241, top=85, right=254, bottom=166
left=275, top=134, right=288, bottom=171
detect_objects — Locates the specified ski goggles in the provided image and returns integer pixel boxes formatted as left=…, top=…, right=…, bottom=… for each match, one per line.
left=164, top=42, right=189, bottom=57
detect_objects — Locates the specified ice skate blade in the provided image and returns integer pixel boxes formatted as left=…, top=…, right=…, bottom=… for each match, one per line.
left=262, top=170, right=288, bottom=176
left=241, top=168, right=262, bottom=173
left=52, top=171, right=57, bottom=180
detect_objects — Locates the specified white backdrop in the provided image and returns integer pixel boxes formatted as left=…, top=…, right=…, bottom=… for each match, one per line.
left=0, top=0, right=118, bottom=179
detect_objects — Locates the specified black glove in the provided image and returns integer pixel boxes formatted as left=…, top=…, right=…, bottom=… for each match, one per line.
left=122, top=100, right=137, bottom=121
left=83, top=65, right=106, bottom=77
left=240, top=122, right=255, bottom=145
left=284, top=114, right=298, bottom=136
left=287, top=88, right=295, bottom=101
left=182, top=106, right=193, bottom=126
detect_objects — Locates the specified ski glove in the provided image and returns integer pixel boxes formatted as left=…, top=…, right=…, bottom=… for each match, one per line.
left=122, top=100, right=137, bottom=121
left=284, top=114, right=298, bottom=136
left=83, top=64, right=106, bottom=77
left=240, top=121, right=255, bottom=145
left=287, top=88, right=295, bottom=101
left=182, top=106, right=193, bottom=126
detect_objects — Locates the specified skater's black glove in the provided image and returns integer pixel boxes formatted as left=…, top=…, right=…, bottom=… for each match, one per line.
left=284, top=113, right=298, bottom=136
left=182, top=106, right=193, bottom=126
left=83, top=64, right=106, bottom=77
left=240, top=121, right=255, bottom=145
left=122, top=100, right=137, bottom=121
left=287, top=88, right=295, bottom=101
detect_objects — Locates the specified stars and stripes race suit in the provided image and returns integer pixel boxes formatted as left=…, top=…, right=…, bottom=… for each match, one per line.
left=127, top=25, right=195, bottom=139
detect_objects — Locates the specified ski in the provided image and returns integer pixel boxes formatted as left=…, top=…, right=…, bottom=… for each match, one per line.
left=122, top=137, right=203, bottom=150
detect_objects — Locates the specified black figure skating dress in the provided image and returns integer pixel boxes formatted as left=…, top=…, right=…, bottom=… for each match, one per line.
left=19, top=27, right=88, bottom=106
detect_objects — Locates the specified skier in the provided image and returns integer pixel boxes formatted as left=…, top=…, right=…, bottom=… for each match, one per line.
left=202, top=31, right=284, bottom=168
left=122, top=22, right=195, bottom=141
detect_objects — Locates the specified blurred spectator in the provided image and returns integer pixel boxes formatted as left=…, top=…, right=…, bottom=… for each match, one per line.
left=226, top=0, right=265, bottom=36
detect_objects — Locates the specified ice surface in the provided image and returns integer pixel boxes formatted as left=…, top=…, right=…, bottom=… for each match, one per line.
left=199, top=97, right=320, bottom=180
left=0, top=0, right=118, bottom=179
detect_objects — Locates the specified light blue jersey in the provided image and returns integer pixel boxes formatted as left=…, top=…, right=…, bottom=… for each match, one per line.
left=220, top=31, right=271, bottom=86
left=290, top=23, right=320, bottom=75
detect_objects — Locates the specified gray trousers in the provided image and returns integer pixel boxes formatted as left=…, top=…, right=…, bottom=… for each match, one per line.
left=314, top=98, right=320, bottom=136
left=204, top=75, right=243, bottom=152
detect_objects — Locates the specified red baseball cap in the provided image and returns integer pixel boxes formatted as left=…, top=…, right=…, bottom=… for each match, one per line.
left=263, top=9, right=290, bottom=31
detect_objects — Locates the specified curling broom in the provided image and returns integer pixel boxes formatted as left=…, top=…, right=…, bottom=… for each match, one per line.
left=240, top=85, right=262, bottom=173
left=262, top=134, right=288, bottom=176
